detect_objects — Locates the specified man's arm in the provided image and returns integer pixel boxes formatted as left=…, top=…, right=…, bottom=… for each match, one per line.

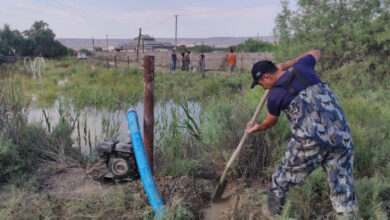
left=245, top=112, right=278, bottom=134
left=277, top=49, right=321, bottom=71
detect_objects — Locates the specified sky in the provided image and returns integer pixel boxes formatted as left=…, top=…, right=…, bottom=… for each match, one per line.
left=0, top=0, right=297, bottom=39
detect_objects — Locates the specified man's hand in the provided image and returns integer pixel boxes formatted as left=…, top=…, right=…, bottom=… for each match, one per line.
left=245, top=113, right=279, bottom=134
left=247, top=121, right=255, bottom=129
left=245, top=123, right=259, bottom=134
left=276, top=49, right=321, bottom=71
left=277, top=63, right=288, bottom=71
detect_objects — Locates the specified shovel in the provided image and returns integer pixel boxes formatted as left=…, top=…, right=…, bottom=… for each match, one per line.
left=213, top=89, right=270, bottom=202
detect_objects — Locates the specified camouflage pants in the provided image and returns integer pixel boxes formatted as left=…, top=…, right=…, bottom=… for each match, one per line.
left=270, top=83, right=358, bottom=214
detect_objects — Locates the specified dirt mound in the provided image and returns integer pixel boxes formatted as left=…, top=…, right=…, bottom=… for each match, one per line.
left=35, top=164, right=270, bottom=219
left=35, top=164, right=215, bottom=217
left=156, top=176, right=213, bottom=211
left=36, top=164, right=109, bottom=198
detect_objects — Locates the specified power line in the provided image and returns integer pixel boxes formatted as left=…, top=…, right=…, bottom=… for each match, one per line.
left=45, top=0, right=110, bottom=25
left=50, top=0, right=107, bottom=22
left=179, top=4, right=274, bottom=17
left=142, top=15, right=173, bottom=30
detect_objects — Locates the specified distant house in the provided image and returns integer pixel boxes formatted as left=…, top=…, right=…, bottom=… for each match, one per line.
left=121, top=35, right=174, bottom=52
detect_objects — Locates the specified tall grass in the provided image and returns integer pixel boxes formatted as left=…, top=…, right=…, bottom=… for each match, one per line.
left=0, top=70, right=84, bottom=186
left=155, top=101, right=206, bottom=177
left=2, top=55, right=390, bottom=218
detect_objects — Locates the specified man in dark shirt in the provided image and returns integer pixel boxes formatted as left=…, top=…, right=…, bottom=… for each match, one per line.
left=171, top=49, right=178, bottom=73
left=246, top=50, right=358, bottom=218
left=181, top=51, right=186, bottom=71
left=199, top=53, right=205, bottom=74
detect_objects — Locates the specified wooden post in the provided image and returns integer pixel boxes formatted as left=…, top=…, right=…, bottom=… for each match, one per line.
left=127, top=56, right=130, bottom=69
left=106, top=54, right=109, bottom=68
left=114, top=55, right=117, bottom=68
left=136, top=28, right=141, bottom=62
left=143, top=56, right=154, bottom=172
left=240, top=51, right=243, bottom=70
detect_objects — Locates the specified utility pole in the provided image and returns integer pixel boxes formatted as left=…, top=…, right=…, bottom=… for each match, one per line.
left=106, top=34, right=109, bottom=68
left=106, top=34, right=109, bottom=51
left=136, top=28, right=142, bottom=62
left=174, top=15, right=178, bottom=47
left=91, top=37, right=95, bottom=54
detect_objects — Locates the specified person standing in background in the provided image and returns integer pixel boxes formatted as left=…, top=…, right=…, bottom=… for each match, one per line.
left=171, top=49, right=178, bottom=73
left=184, top=50, right=191, bottom=71
left=228, top=48, right=237, bottom=74
left=181, top=51, right=186, bottom=71
left=199, top=53, right=205, bottom=72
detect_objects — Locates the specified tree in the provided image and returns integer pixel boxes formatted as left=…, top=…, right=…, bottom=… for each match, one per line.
left=234, top=39, right=274, bottom=52
left=0, top=24, right=24, bottom=55
left=23, top=20, right=68, bottom=58
left=192, top=44, right=214, bottom=53
left=79, top=48, right=92, bottom=56
left=94, top=47, right=103, bottom=52
left=273, top=0, right=390, bottom=69
left=0, top=21, right=70, bottom=58
left=273, top=0, right=292, bottom=45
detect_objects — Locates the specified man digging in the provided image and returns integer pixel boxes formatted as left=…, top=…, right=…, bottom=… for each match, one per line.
left=245, top=50, right=359, bottom=219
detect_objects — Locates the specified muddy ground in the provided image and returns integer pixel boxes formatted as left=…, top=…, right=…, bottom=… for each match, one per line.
left=32, top=164, right=270, bottom=219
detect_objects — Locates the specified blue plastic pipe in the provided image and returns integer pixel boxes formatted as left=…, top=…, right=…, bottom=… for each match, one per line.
left=126, top=109, right=165, bottom=219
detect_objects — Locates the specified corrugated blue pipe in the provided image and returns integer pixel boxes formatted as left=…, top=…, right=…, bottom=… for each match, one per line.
left=126, top=109, right=165, bottom=219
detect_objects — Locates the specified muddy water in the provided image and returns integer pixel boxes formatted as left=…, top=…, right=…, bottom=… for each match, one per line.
left=28, top=100, right=201, bottom=155
left=202, top=183, right=241, bottom=220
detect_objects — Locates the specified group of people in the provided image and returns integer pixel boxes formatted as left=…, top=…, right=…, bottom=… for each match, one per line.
left=170, top=48, right=237, bottom=74
left=181, top=50, right=191, bottom=71
left=170, top=50, right=191, bottom=72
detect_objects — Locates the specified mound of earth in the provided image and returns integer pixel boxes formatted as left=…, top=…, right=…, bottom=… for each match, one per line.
left=34, top=164, right=270, bottom=219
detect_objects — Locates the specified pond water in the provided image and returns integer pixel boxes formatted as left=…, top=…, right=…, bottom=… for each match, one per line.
left=28, top=100, right=201, bottom=155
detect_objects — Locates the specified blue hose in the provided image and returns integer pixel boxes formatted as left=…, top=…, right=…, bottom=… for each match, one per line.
left=126, top=109, right=165, bottom=219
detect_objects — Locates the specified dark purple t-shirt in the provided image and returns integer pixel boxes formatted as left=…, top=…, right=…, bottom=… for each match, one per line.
left=267, top=55, right=323, bottom=116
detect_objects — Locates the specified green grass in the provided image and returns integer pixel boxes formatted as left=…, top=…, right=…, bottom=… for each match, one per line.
left=0, top=185, right=152, bottom=219
left=13, top=58, right=246, bottom=110
left=1, top=54, right=390, bottom=218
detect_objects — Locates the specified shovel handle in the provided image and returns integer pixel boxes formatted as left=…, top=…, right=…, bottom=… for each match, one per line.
left=218, top=89, right=270, bottom=184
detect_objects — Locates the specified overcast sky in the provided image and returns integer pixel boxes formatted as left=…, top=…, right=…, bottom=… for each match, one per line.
left=0, top=0, right=297, bottom=39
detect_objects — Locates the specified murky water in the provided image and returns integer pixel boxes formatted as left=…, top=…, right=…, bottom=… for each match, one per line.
left=28, top=100, right=201, bottom=155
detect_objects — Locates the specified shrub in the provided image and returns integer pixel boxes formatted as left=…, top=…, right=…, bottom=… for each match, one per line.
left=0, top=138, right=24, bottom=183
left=235, top=39, right=275, bottom=52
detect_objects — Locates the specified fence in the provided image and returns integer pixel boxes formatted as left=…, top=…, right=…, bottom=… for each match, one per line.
left=94, top=51, right=273, bottom=71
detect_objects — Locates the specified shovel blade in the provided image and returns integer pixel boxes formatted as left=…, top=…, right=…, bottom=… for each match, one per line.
left=212, top=179, right=228, bottom=202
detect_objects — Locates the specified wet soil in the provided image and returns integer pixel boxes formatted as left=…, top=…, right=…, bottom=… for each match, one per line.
left=34, top=164, right=270, bottom=219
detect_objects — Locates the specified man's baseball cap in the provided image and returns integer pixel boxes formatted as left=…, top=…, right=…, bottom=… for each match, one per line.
left=250, top=60, right=275, bottom=89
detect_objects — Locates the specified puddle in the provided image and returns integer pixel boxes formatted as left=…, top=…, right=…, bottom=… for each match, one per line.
left=28, top=100, right=201, bottom=155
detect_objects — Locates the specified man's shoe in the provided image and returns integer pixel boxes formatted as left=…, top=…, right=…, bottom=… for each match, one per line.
left=267, top=192, right=285, bottom=215
left=261, top=204, right=275, bottom=220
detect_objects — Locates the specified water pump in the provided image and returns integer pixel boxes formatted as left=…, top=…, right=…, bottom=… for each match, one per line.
left=98, top=139, right=140, bottom=180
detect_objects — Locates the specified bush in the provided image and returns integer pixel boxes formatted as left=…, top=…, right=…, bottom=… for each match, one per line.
left=234, top=39, right=274, bottom=52
left=0, top=138, right=24, bottom=183
left=192, top=44, right=214, bottom=53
